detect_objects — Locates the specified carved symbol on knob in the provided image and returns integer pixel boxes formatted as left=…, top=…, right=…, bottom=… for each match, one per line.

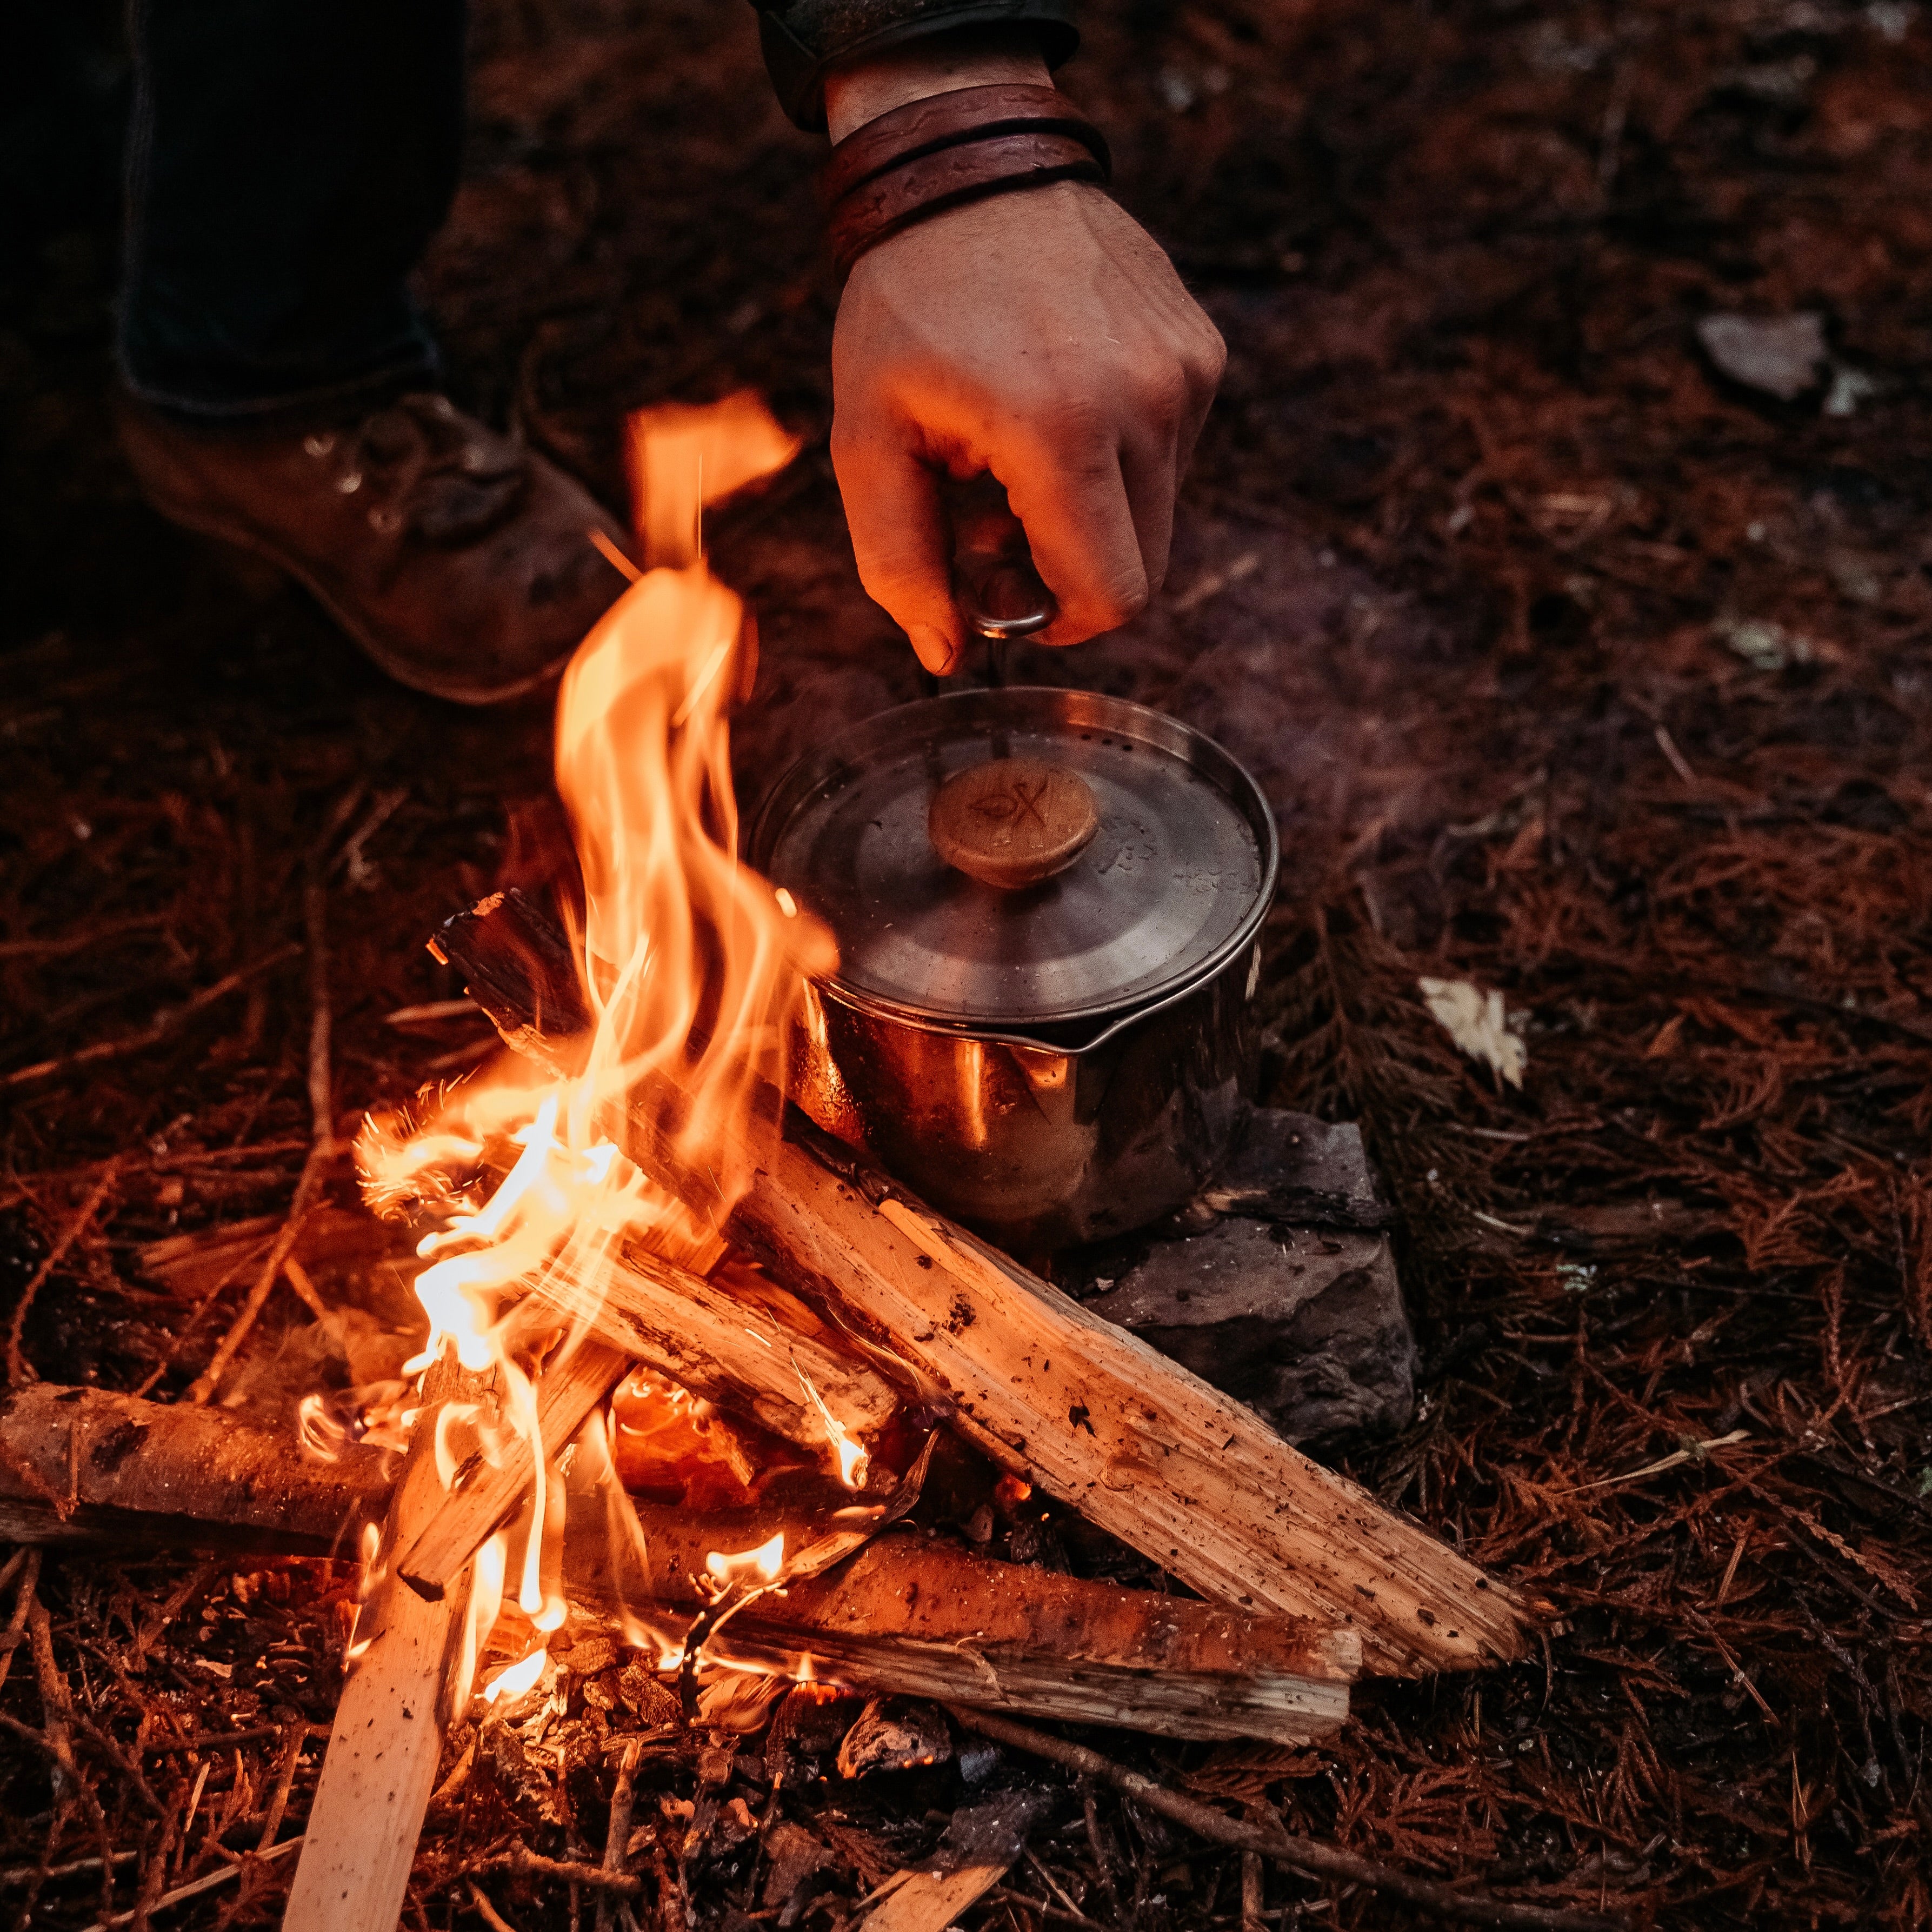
left=928, top=757, right=1099, bottom=890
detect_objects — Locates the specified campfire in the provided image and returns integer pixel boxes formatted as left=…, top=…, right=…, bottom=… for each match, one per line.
left=0, top=399, right=1582, bottom=1932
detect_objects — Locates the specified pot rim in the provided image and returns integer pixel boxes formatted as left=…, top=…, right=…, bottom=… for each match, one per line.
left=803, top=928, right=1268, bottom=1058
left=750, top=687, right=1281, bottom=1043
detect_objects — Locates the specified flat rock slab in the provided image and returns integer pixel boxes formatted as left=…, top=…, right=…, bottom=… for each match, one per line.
left=1199, top=1108, right=1396, bottom=1231
left=1077, top=1106, right=1415, bottom=1448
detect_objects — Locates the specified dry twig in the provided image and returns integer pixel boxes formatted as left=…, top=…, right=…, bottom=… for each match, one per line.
left=947, top=1709, right=1625, bottom=1932
left=1, top=948, right=298, bottom=1092
left=6, top=1160, right=122, bottom=1385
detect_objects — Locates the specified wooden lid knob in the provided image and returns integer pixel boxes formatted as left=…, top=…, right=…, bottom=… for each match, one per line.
left=929, top=757, right=1099, bottom=890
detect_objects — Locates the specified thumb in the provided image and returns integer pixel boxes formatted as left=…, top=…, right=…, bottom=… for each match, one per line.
left=831, top=419, right=967, bottom=676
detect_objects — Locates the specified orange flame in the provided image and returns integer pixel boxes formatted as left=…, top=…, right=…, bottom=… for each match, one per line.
left=705, top=1530, right=786, bottom=1589
left=350, top=392, right=862, bottom=1709
left=480, top=1643, right=548, bottom=1706
left=556, top=411, right=834, bottom=1217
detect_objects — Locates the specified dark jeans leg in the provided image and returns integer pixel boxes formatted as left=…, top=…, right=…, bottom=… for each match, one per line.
left=119, top=0, right=467, bottom=421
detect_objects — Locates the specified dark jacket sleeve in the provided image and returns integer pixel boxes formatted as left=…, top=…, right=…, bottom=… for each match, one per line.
left=750, top=0, right=1078, bottom=130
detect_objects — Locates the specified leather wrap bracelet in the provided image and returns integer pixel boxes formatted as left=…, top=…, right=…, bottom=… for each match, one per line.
left=817, top=82, right=1111, bottom=279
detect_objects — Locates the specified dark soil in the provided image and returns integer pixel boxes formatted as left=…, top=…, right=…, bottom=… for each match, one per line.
left=2, top=0, right=1929, bottom=1925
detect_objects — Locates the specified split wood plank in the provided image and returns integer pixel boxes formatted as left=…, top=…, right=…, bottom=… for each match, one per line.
left=737, top=1160, right=1533, bottom=1674
left=554, top=1247, right=898, bottom=1447
left=282, top=1350, right=484, bottom=1932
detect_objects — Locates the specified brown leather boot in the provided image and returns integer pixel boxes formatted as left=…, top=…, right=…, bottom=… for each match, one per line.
left=118, top=391, right=630, bottom=704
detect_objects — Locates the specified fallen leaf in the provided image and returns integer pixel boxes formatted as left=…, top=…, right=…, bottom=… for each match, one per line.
left=1695, top=311, right=1827, bottom=401
left=1417, top=977, right=1527, bottom=1088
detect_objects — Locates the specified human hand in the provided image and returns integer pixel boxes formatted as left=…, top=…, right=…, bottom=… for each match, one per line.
left=825, top=50, right=1225, bottom=674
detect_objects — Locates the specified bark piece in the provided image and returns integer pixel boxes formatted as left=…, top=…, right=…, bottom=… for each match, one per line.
left=835, top=1697, right=951, bottom=1777
left=579, top=1503, right=1356, bottom=1745
left=1083, top=1219, right=1415, bottom=1446
left=762, top=1820, right=831, bottom=1918
left=438, top=888, right=1544, bottom=1676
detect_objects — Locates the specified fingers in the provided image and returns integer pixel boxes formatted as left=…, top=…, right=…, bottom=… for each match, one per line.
left=830, top=414, right=966, bottom=675
left=1117, top=420, right=1180, bottom=604
left=1005, top=326, right=1223, bottom=648
left=829, top=183, right=1229, bottom=665
left=1003, top=412, right=1149, bottom=647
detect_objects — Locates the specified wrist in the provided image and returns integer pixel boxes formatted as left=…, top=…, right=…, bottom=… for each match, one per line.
left=824, top=26, right=1052, bottom=141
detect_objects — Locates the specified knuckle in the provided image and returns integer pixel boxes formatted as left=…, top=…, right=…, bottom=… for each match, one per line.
left=1180, top=327, right=1227, bottom=401
left=1138, top=363, right=1192, bottom=429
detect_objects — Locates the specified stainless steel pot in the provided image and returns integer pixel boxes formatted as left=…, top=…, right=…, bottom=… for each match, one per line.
left=748, top=687, right=1279, bottom=1254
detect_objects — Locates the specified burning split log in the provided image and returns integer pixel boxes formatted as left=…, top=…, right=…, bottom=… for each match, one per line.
left=0, top=1385, right=1355, bottom=1745
left=564, top=1248, right=898, bottom=1448
left=573, top=1511, right=1356, bottom=1745
left=395, top=1337, right=632, bottom=1600
left=438, top=889, right=1545, bottom=1677
left=386, top=1248, right=901, bottom=1602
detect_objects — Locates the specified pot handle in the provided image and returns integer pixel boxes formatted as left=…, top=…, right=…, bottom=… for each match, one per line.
left=947, top=475, right=1056, bottom=645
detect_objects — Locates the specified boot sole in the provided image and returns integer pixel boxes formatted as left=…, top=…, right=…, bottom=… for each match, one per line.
left=148, top=493, right=575, bottom=707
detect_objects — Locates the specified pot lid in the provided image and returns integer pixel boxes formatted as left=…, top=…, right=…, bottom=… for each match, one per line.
left=748, top=688, right=1278, bottom=1032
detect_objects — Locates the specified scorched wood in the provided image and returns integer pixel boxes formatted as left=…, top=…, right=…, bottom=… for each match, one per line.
left=577, top=1510, right=1356, bottom=1745
left=436, top=888, right=1545, bottom=1676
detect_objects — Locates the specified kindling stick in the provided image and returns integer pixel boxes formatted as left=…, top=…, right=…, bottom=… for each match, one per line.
left=395, top=1338, right=631, bottom=1601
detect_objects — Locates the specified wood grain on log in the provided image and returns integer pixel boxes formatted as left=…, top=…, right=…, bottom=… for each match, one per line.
left=564, top=1498, right=1355, bottom=1743
left=549, top=1247, right=898, bottom=1448
left=437, top=890, right=1543, bottom=1676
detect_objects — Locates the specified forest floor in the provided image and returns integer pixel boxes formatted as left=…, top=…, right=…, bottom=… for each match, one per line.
left=1, top=0, right=1929, bottom=1925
